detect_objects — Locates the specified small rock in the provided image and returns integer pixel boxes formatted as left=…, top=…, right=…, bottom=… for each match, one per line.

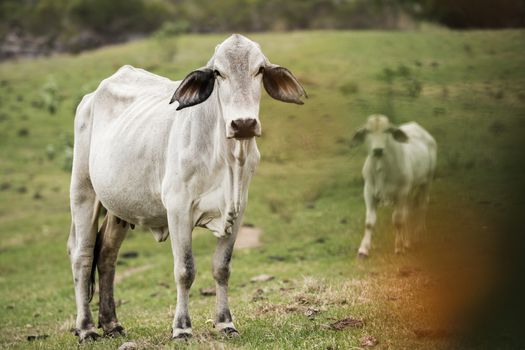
left=118, top=341, right=138, bottom=350
left=304, top=307, right=320, bottom=319
left=250, top=274, right=274, bottom=283
left=199, top=287, right=216, bottom=296
left=360, top=335, right=378, bottom=347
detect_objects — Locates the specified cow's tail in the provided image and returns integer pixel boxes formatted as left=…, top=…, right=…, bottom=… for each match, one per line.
left=88, top=200, right=105, bottom=303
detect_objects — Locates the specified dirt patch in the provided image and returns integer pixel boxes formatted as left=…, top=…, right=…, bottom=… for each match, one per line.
left=328, top=317, right=364, bottom=330
left=234, top=225, right=262, bottom=249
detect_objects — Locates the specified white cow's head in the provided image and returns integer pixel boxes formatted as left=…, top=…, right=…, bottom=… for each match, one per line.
left=170, top=34, right=307, bottom=139
left=351, top=114, right=408, bottom=157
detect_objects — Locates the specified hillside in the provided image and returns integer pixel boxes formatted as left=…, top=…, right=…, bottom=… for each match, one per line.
left=1, top=30, right=524, bottom=349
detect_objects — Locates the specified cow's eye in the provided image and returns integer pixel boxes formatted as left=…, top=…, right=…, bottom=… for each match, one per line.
left=214, top=70, right=223, bottom=78
left=256, top=66, right=264, bottom=76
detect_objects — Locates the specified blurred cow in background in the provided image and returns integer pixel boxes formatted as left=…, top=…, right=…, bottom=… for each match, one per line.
left=352, top=114, right=437, bottom=257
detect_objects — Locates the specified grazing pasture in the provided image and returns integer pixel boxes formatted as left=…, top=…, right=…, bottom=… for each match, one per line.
left=1, top=30, right=524, bottom=349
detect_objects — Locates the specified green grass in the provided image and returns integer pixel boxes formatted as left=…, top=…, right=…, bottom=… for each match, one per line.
left=1, top=29, right=525, bottom=349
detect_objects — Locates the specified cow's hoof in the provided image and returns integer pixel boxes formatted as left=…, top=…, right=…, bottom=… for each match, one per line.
left=357, top=252, right=369, bottom=259
left=172, top=328, right=192, bottom=341
left=104, top=324, right=126, bottom=338
left=77, top=329, right=100, bottom=343
left=221, top=327, right=240, bottom=338
left=172, top=333, right=192, bottom=341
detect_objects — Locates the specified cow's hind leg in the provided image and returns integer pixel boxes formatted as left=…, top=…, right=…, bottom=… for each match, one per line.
left=97, top=213, right=128, bottom=337
left=212, top=228, right=239, bottom=336
left=411, top=184, right=431, bottom=247
left=393, top=203, right=409, bottom=255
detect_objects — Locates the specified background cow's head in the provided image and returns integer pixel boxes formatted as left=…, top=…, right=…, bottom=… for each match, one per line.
left=351, top=114, right=408, bottom=157
left=170, top=34, right=307, bottom=140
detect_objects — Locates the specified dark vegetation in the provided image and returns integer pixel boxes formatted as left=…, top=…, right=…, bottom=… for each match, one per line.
left=1, top=0, right=525, bottom=59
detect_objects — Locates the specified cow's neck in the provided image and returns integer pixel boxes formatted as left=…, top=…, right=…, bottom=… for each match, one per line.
left=206, top=95, right=259, bottom=218
left=226, top=139, right=256, bottom=216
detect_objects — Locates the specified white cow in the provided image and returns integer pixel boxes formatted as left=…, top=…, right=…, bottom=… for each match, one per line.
left=67, top=34, right=306, bottom=342
left=351, top=114, right=437, bottom=257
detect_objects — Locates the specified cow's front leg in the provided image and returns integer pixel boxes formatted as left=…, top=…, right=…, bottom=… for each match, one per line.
left=212, top=221, right=240, bottom=336
left=358, top=184, right=377, bottom=257
left=168, top=206, right=195, bottom=339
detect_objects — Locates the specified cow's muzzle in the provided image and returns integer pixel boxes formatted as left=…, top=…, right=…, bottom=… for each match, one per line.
left=229, top=118, right=261, bottom=139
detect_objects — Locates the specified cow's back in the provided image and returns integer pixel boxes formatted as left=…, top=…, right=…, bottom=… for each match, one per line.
left=91, top=65, right=177, bottom=120
left=85, top=66, right=181, bottom=227
left=399, top=122, right=437, bottom=184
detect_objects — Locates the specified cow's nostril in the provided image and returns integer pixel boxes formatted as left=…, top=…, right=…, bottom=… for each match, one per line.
left=373, top=148, right=384, bottom=157
left=249, top=119, right=257, bottom=127
left=231, top=120, right=239, bottom=130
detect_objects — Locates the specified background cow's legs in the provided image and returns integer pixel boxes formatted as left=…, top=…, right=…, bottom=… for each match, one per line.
left=168, top=207, right=195, bottom=339
left=393, top=202, right=409, bottom=254
left=212, top=225, right=239, bottom=335
left=97, top=214, right=128, bottom=337
left=358, top=184, right=377, bottom=257
left=68, top=183, right=99, bottom=342
left=411, top=184, right=430, bottom=246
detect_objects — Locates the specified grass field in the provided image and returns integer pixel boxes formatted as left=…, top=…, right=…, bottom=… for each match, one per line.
left=1, top=30, right=525, bottom=349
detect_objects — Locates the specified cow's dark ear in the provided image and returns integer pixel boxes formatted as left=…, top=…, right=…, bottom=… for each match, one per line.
left=262, top=65, right=307, bottom=104
left=351, top=127, right=368, bottom=146
left=388, top=127, right=409, bottom=143
left=170, top=69, right=215, bottom=110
